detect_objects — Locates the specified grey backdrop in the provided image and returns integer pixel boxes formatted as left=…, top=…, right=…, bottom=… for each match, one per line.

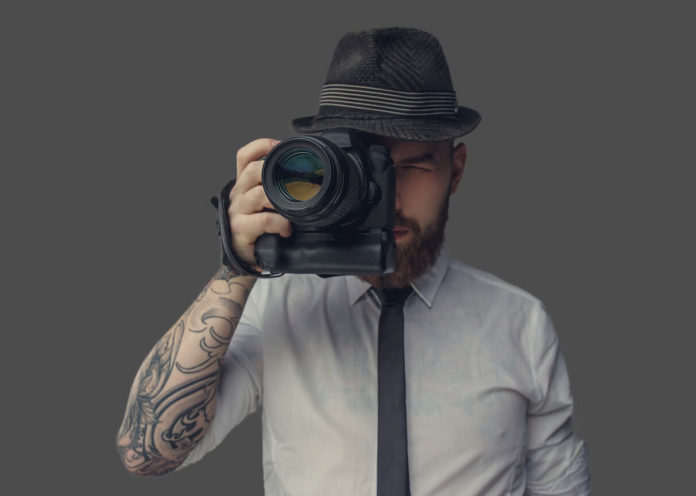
left=3, top=1, right=693, bottom=494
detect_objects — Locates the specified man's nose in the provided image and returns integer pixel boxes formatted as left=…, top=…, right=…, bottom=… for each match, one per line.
left=394, top=179, right=403, bottom=214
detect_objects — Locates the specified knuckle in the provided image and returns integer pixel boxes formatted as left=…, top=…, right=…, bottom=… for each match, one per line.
left=241, top=160, right=260, bottom=183
left=254, top=184, right=267, bottom=201
left=228, top=184, right=239, bottom=201
left=236, top=146, right=247, bottom=165
left=228, top=197, right=238, bottom=216
left=229, top=215, right=243, bottom=234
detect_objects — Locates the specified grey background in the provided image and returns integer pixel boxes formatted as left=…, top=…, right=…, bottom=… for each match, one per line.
left=3, top=1, right=693, bottom=494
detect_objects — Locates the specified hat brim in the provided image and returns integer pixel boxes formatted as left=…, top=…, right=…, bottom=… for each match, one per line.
left=291, top=106, right=481, bottom=142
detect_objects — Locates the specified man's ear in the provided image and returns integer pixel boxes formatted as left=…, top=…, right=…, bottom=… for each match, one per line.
left=449, top=143, right=467, bottom=195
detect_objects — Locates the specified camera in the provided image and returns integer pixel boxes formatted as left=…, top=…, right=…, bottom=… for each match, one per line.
left=254, top=129, right=397, bottom=276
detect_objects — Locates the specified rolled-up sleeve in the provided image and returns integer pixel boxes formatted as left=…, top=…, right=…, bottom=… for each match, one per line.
left=524, top=303, right=591, bottom=495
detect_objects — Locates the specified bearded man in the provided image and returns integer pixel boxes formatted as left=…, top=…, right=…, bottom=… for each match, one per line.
left=117, top=27, right=591, bottom=495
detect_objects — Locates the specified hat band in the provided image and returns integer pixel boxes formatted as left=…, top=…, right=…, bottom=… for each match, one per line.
left=319, top=84, right=458, bottom=117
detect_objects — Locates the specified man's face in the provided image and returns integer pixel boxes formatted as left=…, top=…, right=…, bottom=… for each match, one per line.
left=359, top=136, right=467, bottom=289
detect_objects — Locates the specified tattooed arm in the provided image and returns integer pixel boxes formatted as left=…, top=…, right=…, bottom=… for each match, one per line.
left=116, top=266, right=256, bottom=476
left=116, top=137, right=291, bottom=476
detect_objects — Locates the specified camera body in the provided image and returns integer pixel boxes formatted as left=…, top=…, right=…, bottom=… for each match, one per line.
left=254, top=129, right=396, bottom=276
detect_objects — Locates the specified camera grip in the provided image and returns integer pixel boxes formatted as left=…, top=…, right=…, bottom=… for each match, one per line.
left=255, top=231, right=395, bottom=276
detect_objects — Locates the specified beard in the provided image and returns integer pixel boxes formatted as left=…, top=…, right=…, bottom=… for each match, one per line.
left=359, top=193, right=450, bottom=290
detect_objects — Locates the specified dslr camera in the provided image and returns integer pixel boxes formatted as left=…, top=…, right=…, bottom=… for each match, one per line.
left=247, top=129, right=397, bottom=276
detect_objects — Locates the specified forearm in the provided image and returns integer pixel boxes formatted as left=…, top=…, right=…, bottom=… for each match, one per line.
left=116, top=266, right=256, bottom=476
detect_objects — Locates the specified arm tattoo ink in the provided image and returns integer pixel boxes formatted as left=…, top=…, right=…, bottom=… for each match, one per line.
left=214, top=265, right=240, bottom=283
left=117, top=267, right=255, bottom=475
left=117, top=322, right=188, bottom=475
left=177, top=299, right=242, bottom=374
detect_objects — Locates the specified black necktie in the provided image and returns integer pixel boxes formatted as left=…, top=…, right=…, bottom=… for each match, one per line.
left=376, top=286, right=413, bottom=496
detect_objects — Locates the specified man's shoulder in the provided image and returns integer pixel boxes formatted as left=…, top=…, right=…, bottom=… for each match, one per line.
left=444, top=257, right=543, bottom=309
left=441, top=259, right=555, bottom=349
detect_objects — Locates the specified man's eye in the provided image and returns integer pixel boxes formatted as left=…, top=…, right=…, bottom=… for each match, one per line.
left=397, top=165, right=429, bottom=172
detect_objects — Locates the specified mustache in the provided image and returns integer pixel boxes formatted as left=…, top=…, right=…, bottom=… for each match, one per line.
left=394, top=213, right=420, bottom=234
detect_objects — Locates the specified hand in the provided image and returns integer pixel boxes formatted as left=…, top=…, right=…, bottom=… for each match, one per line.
left=228, top=138, right=293, bottom=269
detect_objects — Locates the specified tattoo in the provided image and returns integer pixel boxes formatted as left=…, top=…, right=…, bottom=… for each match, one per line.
left=177, top=299, right=242, bottom=374
left=214, top=265, right=240, bottom=282
left=117, top=267, right=255, bottom=476
left=117, top=321, right=187, bottom=475
left=212, top=266, right=253, bottom=297
left=117, top=370, right=219, bottom=476
left=157, top=372, right=219, bottom=448
left=188, top=298, right=242, bottom=332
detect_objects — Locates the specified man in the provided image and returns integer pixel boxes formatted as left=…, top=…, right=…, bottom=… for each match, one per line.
left=117, top=27, right=591, bottom=495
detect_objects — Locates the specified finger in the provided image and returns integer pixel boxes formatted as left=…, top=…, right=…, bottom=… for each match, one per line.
left=233, top=160, right=265, bottom=197
left=236, top=138, right=280, bottom=180
left=233, top=184, right=273, bottom=215
left=232, top=212, right=293, bottom=247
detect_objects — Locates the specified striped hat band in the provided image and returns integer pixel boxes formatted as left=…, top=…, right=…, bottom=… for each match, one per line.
left=319, top=84, right=458, bottom=117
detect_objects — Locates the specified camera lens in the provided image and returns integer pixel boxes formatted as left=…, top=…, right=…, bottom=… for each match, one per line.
left=278, top=150, right=324, bottom=201
left=262, top=135, right=366, bottom=228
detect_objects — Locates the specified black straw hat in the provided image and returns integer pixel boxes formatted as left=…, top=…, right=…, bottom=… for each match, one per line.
left=291, top=27, right=481, bottom=142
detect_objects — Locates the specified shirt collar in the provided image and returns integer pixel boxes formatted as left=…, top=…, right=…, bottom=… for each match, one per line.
left=346, top=245, right=450, bottom=308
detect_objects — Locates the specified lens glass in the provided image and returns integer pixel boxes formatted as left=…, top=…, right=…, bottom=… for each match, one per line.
left=279, top=150, right=325, bottom=201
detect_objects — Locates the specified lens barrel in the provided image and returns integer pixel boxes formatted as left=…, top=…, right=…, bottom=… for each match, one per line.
left=262, top=136, right=366, bottom=227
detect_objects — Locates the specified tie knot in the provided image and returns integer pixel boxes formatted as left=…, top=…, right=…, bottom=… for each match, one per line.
left=378, top=286, right=413, bottom=307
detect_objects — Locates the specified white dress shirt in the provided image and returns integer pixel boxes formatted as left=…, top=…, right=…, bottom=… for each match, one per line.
left=180, top=246, right=590, bottom=495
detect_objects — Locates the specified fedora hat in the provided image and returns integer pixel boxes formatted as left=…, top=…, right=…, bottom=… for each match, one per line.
left=291, top=27, right=481, bottom=142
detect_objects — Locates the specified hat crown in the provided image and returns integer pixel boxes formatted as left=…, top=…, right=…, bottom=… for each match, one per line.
left=291, top=27, right=481, bottom=141
left=325, top=27, right=454, bottom=93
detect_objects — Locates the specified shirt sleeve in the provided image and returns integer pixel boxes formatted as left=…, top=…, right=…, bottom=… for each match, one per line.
left=524, top=303, right=591, bottom=495
left=176, top=279, right=266, bottom=470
